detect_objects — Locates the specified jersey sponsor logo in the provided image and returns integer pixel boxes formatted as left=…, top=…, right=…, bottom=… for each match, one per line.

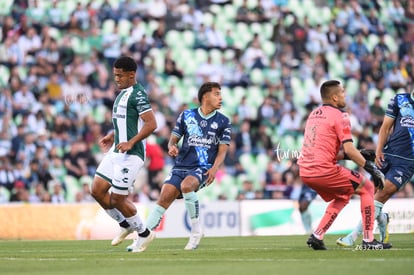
left=113, top=113, right=126, bottom=119
left=188, top=135, right=220, bottom=147
left=400, top=116, right=414, bottom=128
left=207, top=131, right=217, bottom=136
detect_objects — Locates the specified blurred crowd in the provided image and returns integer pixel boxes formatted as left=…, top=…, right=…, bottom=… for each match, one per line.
left=0, top=0, right=414, bottom=204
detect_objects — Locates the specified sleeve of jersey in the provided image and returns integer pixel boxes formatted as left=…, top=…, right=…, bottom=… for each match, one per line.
left=337, top=111, right=353, bottom=143
left=385, top=95, right=399, bottom=119
left=219, top=117, right=232, bottom=145
left=135, top=91, right=152, bottom=115
left=171, top=111, right=184, bottom=138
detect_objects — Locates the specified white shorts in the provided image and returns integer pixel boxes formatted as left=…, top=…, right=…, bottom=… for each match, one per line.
left=95, top=151, right=144, bottom=195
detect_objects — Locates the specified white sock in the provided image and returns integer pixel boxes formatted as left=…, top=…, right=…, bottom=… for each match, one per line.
left=125, top=213, right=146, bottom=234
left=105, top=208, right=126, bottom=224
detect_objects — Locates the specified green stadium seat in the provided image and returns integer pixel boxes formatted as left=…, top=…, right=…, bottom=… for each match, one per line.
left=0, top=65, right=10, bottom=87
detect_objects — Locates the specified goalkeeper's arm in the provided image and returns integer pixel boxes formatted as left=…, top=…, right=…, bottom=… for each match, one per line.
left=342, top=142, right=385, bottom=189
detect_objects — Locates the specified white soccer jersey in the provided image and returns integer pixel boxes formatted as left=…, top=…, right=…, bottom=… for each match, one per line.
left=112, top=83, right=152, bottom=160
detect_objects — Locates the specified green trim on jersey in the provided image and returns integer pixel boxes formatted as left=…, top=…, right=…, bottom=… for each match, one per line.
left=112, top=83, right=152, bottom=160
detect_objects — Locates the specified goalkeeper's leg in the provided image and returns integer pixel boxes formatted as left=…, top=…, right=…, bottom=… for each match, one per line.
left=337, top=200, right=384, bottom=246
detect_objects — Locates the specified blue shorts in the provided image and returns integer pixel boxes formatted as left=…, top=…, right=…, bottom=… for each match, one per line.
left=164, top=167, right=209, bottom=197
left=299, top=184, right=317, bottom=203
left=381, top=154, right=414, bottom=190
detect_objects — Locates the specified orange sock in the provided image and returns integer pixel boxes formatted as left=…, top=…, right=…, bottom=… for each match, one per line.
left=359, top=181, right=375, bottom=242
left=313, top=198, right=348, bottom=239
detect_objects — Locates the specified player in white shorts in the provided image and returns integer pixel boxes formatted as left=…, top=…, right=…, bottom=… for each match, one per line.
left=91, top=56, right=157, bottom=252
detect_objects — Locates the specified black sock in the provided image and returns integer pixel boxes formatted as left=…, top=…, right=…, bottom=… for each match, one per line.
left=119, top=220, right=130, bottom=228
left=138, top=228, right=150, bottom=237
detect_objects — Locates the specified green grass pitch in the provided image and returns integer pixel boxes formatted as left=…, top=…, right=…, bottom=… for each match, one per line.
left=1, top=234, right=413, bottom=275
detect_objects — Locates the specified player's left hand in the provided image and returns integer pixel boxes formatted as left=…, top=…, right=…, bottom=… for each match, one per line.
left=204, top=168, right=217, bottom=185
left=116, top=141, right=132, bottom=153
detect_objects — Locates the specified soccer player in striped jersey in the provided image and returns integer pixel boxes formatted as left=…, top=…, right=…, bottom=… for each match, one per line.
left=91, top=56, right=157, bottom=252
left=128, top=82, right=231, bottom=251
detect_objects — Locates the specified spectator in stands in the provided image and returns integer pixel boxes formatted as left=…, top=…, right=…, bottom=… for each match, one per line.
left=234, top=119, right=255, bottom=158
left=278, top=108, right=303, bottom=140
left=50, top=180, right=66, bottom=203
left=350, top=33, right=370, bottom=60
left=388, top=63, right=407, bottom=92
left=163, top=49, right=184, bottom=79
left=145, top=135, right=165, bottom=194
left=9, top=180, right=29, bottom=202
left=63, top=141, right=88, bottom=180
left=152, top=20, right=167, bottom=48
left=237, top=179, right=258, bottom=200
left=343, top=52, right=361, bottom=80
left=286, top=15, right=307, bottom=61
left=46, top=0, right=66, bottom=29
left=241, top=39, right=268, bottom=70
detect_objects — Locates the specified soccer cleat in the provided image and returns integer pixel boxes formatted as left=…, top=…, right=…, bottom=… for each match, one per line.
left=126, top=239, right=138, bottom=252
left=336, top=235, right=355, bottom=247
left=129, top=231, right=156, bottom=253
left=184, top=231, right=203, bottom=250
left=111, top=227, right=134, bottom=246
left=306, top=234, right=327, bottom=250
left=361, top=239, right=392, bottom=250
left=378, top=212, right=390, bottom=243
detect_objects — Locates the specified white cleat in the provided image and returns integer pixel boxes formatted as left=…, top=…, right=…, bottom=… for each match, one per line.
left=126, top=239, right=138, bottom=252
left=129, top=231, right=156, bottom=253
left=111, top=227, right=134, bottom=246
left=184, top=231, right=203, bottom=250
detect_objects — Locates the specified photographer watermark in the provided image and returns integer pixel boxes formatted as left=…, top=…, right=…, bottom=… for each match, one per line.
left=64, top=93, right=92, bottom=105
left=274, top=142, right=303, bottom=161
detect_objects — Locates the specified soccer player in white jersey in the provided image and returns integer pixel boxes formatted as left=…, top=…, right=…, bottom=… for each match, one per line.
left=127, top=82, right=232, bottom=251
left=91, top=56, right=157, bottom=252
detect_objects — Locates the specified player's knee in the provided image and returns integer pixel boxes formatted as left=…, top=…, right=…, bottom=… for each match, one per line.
left=181, top=181, right=197, bottom=193
left=359, top=178, right=375, bottom=195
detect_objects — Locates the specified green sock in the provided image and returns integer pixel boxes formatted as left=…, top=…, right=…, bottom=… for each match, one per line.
left=146, top=204, right=166, bottom=230
left=300, top=210, right=312, bottom=234
left=183, top=191, right=199, bottom=219
left=374, top=200, right=384, bottom=220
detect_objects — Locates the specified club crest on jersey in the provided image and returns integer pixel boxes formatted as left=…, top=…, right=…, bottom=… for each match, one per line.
left=211, top=122, right=218, bottom=129
left=121, top=168, right=129, bottom=174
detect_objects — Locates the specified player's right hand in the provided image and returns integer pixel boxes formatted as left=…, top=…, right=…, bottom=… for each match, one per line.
left=168, top=144, right=179, bottom=157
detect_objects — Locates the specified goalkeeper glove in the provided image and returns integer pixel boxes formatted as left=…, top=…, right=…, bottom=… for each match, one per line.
left=363, top=160, right=385, bottom=190
left=359, top=149, right=376, bottom=161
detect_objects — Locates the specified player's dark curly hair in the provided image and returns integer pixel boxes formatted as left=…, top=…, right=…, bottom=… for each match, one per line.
left=113, top=56, right=137, bottom=72
left=198, top=82, right=221, bottom=104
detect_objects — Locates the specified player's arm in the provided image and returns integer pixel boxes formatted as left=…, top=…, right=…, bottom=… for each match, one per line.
left=375, top=115, right=394, bottom=167
left=116, top=110, right=157, bottom=153
left=167, top=134, right=180, bottom=157
left=342, top=141, right=366, bottom=167
left=343, top=141, right=385, bottom=189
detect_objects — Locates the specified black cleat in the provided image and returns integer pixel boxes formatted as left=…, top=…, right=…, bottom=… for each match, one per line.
left=361, top=239, right=392, bottom=250
left=307, top=234, right=327, bottom=250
